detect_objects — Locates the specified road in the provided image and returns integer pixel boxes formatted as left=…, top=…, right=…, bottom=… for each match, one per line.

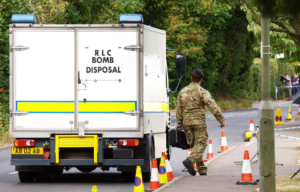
left=0, top=103, right=297, bottom=192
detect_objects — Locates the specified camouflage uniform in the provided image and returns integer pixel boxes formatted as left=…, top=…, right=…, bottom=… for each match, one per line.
left=176, top=83, right=225, bottom=174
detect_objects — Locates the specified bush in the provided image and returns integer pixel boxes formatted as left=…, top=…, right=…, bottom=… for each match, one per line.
left=251, top=58, right=295, bottom=100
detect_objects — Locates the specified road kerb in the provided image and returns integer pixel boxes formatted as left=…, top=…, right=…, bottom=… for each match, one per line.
left=204, top=146, right=237, bottom=166
left=151, top=176, right=183, bottom=192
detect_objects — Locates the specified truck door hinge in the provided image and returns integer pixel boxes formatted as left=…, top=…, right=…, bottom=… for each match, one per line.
left=10, top=110, right=29, bottom=117
left=124, top=110, right=142, bottom=117
left=11, top=45, right=29, bottom=52
left=124, top=45, right=142, bottom=52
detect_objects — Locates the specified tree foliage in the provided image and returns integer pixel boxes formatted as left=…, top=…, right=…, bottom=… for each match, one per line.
left=244, top=0, right=300, bottom=47
left=1, top=0, right=294, bottom=116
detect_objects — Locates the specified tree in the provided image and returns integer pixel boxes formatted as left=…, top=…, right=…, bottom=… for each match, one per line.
left=244, top=0, right=300, bottom=47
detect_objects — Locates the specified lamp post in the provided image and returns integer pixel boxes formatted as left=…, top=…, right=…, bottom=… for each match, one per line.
left=258, top=14, right=276, bottom=192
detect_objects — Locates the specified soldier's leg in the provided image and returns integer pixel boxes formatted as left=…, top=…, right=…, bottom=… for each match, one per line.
left=184, top=126, right=195, bottom=162
left=190, top=126, right=208, bottom=174
left=184, top=126, right=194, bottom=148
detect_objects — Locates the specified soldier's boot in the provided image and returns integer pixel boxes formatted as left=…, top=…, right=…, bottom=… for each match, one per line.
left=182, top=158, right=196, bottom=176
left=198, top=165, right=207, bottom=176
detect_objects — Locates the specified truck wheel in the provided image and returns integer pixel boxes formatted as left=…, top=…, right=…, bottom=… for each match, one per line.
left=142, top=141, right=154, bottom=182
left=35, top=172, right=51, bottom=182
left=18, top=172, right=35, bottom=182
left=166, top=126, right=171, bottom=161
left=76, top=166, right=96, bottom=173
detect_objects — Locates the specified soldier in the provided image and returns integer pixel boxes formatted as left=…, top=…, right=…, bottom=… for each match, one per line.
left=176, top=69, right=226, bottom=176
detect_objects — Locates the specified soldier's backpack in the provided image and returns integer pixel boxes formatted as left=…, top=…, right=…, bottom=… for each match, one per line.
left=169, top=127, right=190, bottom=149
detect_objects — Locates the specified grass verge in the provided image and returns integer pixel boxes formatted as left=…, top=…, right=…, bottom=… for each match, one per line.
left=0, top=131, right=12, bottom=147
left=0, top=103, right=13, bottom=147
left=275, top=174, right=300, bottom=191
left=205, top=98, right=253, bottom=112
left=272, top=150, right=300, bottom=192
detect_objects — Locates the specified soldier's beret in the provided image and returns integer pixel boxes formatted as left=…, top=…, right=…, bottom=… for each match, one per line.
left=193, top=69, right=204, bottom=79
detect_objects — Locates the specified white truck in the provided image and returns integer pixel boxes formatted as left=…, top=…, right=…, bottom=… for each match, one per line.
left=9, top=14, right=186, bottom=182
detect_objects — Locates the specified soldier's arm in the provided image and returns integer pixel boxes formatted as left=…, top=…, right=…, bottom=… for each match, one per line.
left=176, top=93, right=183, bottom=127
left=202, top=91, right=225, bottom=124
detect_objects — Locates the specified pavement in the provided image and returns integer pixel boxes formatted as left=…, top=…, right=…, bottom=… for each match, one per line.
left=158, top=134, right=300, bottom=192
left=0, top=100, right=299, bottom=192
left=159, top=101, right=300, bottom=192
left=252, top=100, right=293, bottom=109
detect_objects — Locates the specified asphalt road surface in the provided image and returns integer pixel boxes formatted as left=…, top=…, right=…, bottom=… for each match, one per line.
left=0, top=104, right=297, bottom=192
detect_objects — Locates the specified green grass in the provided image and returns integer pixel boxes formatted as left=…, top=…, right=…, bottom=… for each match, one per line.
left=0, top=103, right=12, bottom=147
left=0, top=131, right=12, bottom=147
left=275, top=174, right=300, bottom=191
left=205, top=98, right=253, bottom=112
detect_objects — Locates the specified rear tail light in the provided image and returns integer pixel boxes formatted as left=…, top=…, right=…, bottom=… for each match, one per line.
left=118, top=139, right=139, bottom=146
left=14, top=139, right=35, bottom=147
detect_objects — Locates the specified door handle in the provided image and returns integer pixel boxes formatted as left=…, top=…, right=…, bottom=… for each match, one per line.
left=78, top=71, right=81, bottom=84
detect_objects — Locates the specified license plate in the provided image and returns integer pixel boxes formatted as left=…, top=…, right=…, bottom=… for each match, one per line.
left=11, top=147, right=43, bottom=155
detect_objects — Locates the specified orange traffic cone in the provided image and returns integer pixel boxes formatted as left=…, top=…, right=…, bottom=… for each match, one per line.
left=220, top=130, right=228, bottom=152
left=148, top=159, right=160, bottom=190
left=182, top=149, right=197, bottom=172
left=249, top=119, right=255, bottom=132
left=298, top=105, right=300, bottom=116
left=204, top=139, right=214, bottom=162
left=162, top=152, right=175, bottom=181
left=236, top=150, right=257, bottom=185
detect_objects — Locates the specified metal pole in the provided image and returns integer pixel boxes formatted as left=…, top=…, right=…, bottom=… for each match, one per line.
left=258, top=15, right=276, bottom=192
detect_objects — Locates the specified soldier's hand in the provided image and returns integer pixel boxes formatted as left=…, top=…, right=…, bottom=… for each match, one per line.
left=178, top=127, right=184, bottom=130
left=221, top=122, right=226, bottom=128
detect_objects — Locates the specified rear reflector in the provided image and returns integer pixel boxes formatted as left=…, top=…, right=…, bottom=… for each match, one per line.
left=14, top=139, right=35, bottom=147
left=118, top=139, right=139, bottom=146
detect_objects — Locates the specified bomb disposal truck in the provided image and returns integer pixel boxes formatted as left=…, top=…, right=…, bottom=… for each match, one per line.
left=9, top=14, right=186, bottom=182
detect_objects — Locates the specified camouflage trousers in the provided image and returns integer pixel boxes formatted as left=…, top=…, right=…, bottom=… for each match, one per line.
left=185, top=125, right=208, bottom=174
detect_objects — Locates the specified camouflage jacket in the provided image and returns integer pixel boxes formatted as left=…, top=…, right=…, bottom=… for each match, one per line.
left=176, top=83, right=225, bottom=127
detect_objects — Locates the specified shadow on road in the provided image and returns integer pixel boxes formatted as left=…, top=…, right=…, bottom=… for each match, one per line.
left=51, top=172, right=127, bottom=183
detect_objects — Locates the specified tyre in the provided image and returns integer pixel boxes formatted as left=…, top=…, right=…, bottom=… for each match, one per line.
left=18, top=171, right=35, bottom=182
left=35, top=172, right=51, bottom=182
left=122, top=171, right=135, bottom=182
left=76, top=166, right=97, bottom=173
left=142, top=140, right=155, bottom=182
left=166, top=125, right=171, bottom=160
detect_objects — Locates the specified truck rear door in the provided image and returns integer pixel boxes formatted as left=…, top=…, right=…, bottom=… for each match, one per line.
left=11, top=29, right=75, bottom=132
left=76, top=29, right=142, bottom=135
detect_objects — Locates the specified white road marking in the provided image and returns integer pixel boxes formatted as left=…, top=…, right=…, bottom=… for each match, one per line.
left=8, top=171, right=18, bottom=175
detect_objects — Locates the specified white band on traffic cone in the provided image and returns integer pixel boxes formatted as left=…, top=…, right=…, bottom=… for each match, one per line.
left=249, top=119, right=255, bottom=132
left=221, top=137, right=228, bottom=147
left=204, top=139, right=214, bottom=162
left=242, top=159, right=252, bottom=174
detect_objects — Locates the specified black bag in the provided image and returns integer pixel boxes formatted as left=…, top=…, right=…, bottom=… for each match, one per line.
left=169, top=127, right=190, bottom=149
left=280, top=75, right=286, bottom=84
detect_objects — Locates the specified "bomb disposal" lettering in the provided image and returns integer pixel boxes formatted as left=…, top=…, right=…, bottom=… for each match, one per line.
left=86, top=50, right=121, bottom=73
